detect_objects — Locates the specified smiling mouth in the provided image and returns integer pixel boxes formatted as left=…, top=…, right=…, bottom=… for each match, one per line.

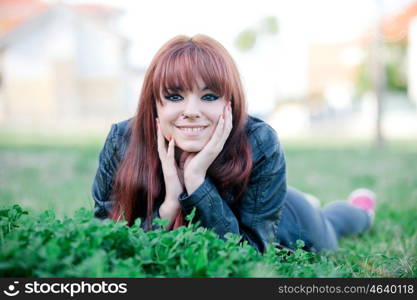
left=177, top=127, right=206, bottom=132
left=175, top=126, right=208, bottom=135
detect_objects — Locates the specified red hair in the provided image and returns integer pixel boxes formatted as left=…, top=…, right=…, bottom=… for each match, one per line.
left=110, top=35, right=253, bottom=229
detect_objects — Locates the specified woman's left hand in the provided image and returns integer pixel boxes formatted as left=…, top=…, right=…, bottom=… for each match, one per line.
left=182, top=101, right=233, bottom=195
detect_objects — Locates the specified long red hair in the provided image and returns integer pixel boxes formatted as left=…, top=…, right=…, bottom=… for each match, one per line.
left=110, top=34, right=253, bottom=229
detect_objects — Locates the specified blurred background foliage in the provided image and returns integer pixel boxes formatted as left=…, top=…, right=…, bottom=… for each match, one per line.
left=356, top=41, right=407, bottom=95
left=235, top=16, right=278, bottom=51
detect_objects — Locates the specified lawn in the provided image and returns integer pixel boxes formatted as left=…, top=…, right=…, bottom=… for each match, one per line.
left=0, top=134, right=416, bottom=277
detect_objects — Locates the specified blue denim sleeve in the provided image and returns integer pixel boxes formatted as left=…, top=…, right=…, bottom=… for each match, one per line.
left=178, top=127, right=287, bottom=253
left=91, top=123, right=161, bottom=230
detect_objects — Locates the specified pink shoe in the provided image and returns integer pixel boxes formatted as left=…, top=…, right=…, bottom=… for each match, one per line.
left=348, top=188, right=377, bottom=225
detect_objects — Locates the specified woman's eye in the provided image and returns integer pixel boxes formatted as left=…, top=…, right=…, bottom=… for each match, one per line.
left=165, top=94, right=183, bottom=101
left=201, top=94, right=219, bottom=101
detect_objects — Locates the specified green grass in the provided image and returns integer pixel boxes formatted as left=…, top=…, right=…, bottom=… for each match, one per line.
left=0, top=134, right=416, bottom=277
left=283, top=140, right=417, bottom=277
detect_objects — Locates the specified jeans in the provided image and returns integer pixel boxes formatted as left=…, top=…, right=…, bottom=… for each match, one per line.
left=276, top=187, right=372, bottom=252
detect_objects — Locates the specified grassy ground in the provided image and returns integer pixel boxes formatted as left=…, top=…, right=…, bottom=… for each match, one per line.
left=283, top=140, right=417, bottom=277
left=0, top=134, right=416, bottom=277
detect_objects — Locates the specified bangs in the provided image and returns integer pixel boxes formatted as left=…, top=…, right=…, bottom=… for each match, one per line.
left=152, top=44, right=232, bottom=101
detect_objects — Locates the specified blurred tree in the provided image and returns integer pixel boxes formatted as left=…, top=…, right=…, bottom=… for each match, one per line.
left=356, top=0, right=410, bottom=149
left=354, top=1, right=391, bottom=148
left=235, top=30, right=257, bottom=52
left=356, top=42, right=407, bottom=95
left=234, top=16, right=279, bottom=52
left=259, top=16, right=279, bottom=35
left=385, top=42, right=407, bottom=93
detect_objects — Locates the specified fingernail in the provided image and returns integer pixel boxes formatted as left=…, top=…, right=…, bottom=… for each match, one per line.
left=168, top=136, right=172, bottom=141
left=221, top=113, right=224, bottom=119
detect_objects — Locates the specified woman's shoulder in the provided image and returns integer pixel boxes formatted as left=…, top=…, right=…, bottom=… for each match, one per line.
left=105, top=117, right=134, bottom=159
left=112, top=117, right=133, bottom=137
left=245, top=115, right=282, bottom=160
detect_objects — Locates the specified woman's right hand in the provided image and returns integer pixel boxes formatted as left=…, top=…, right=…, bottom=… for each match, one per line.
left=156, top=118, right=183, bottom=209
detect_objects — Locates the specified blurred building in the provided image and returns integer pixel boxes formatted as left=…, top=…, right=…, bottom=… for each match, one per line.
left=0, top=0, right=140, bottom=131
left=269, top=35, right=367, bottom=138
left=270, top=1, right=417, bottom=139
left=310, top=41, right=364, bottom=104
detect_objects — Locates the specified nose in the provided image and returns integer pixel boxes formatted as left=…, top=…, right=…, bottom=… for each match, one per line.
left=181, top=96, right=201, bottom=119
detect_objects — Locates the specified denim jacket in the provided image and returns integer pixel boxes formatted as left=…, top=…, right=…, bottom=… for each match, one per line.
left=92, top=115, right=287, bottom=253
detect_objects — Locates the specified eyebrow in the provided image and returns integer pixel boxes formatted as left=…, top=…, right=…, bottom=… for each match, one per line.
left=167, top=86, right=182, bottom=91
left=166, top=86, right=211, bottom=91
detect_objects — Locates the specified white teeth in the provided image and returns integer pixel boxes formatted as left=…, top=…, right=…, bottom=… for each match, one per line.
left=178, top=127, right=205, bottom=132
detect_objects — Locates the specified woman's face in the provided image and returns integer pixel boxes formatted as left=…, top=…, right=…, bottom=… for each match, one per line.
left=156, top=78, right=227, bottom=153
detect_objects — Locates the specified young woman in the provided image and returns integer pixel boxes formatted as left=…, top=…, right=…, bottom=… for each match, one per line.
left=92, top=34, right=376, bottom=254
